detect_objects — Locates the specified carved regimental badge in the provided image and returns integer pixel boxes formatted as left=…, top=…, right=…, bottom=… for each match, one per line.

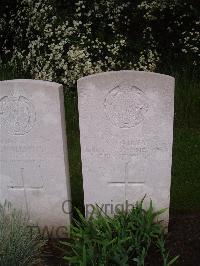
left=104, top=84, right=149, bottom=128
left=0, top=94, right=36, bottom=135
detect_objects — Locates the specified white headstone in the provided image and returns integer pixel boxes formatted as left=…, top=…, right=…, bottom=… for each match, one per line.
left=0, top=79, right=71, bottom=238
left=78, top=71, right=175, bottom=225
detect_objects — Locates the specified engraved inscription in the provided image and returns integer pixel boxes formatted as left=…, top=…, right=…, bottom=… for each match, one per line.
left=0, top=95, right=36, bottom=135
left=104, top=84, right=149, bottom=128
left=84, top=136, right=168, bottom=160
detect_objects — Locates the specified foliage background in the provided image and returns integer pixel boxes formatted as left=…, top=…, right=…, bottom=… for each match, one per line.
left=0, top=0, right=199, bottom=89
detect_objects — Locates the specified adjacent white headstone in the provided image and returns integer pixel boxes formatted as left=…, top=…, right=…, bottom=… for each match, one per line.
left=0, top=79, right=71, bottom=237
left=78, top=71, right=175, bottom=225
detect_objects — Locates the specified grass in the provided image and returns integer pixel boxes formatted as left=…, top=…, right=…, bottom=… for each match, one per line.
left=171, top=128, right=200, bottom=213
left=64, top=91, right=84, bottom=214
left=170, top=70, right=200, bottom=214
left=0, top=201, right=45, bottom=266
left=0, top=66, right=199, bottom=215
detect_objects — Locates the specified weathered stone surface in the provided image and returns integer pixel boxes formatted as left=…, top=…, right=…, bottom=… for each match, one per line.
left=0, top=79, right=71, bottom=237
left=78, top=71, right=175, bottom=225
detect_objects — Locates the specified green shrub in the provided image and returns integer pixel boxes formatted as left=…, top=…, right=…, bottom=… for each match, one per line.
left=62, top=200, right=178, bottom=265
left=0, top=201, right=45, bottom=266
left=1, top=0, right=199, bottom=88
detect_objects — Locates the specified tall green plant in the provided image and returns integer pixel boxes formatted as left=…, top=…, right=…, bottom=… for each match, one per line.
left=0, top=201, right=45, bottom=266
left=62, top=200, right=179, bottom=265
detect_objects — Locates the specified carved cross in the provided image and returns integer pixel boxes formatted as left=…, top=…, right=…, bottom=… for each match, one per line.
left=8, top=167, right=43, bottom=217
left=108, top=160, right=145, bottom=201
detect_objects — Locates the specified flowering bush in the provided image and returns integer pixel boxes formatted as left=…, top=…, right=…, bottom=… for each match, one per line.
left=1, top=0, right=131, bottom=87
left=0, top=0, right=199, bottom=88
